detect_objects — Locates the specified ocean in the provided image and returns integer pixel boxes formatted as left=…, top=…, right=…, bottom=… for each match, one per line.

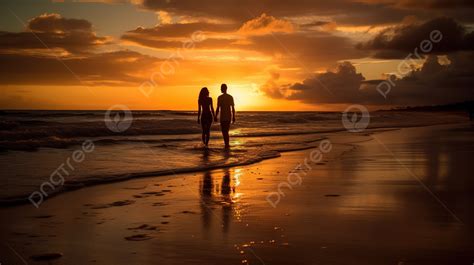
left=0, top=110, right=465, bottom=203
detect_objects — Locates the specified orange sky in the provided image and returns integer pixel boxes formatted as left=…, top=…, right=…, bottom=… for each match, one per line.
left=1, top=0, right=473, bottom=110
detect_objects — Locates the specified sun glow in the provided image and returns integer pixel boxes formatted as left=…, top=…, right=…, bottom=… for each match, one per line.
left=207, top=82, right=262, bottom=110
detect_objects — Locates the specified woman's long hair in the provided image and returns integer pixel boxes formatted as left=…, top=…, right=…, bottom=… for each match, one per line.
left=198, top=87, right=209, bottom=104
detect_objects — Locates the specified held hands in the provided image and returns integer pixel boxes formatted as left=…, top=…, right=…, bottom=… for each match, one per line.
left=214, top=117, right=218, bottom=122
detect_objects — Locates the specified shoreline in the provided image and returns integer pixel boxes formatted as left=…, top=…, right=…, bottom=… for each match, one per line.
left=0, top=120, right=465, bottom=207
left=0, top=122, right=473, bottom=264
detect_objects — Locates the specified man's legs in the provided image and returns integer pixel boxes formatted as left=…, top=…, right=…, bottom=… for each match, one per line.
left=220, top=120, right=231, bottom=147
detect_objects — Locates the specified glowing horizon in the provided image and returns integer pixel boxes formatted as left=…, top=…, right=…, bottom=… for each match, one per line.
left=1, top=1, right=473, bottom=111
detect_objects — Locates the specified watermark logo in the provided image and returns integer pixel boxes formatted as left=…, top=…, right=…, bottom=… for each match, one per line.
left=266, top=139, right=332, bottom=208
left=29, top=140, right=95, bottom=208
left=104, top=104, right=132, bottom=133
left=376, top=29, right=443, bottom=99
left=138, top=30, right=205, bottom=98
left=342, top=104, right=370, bottom=132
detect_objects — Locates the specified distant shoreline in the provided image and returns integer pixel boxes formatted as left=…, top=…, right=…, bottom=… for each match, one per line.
left=387, top=100, right=474, bottom=112
left=1, top=100, right=473, bottom=113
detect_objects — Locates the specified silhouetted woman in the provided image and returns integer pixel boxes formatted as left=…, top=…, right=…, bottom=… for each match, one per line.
left=197, top=87, right=215, bottom=147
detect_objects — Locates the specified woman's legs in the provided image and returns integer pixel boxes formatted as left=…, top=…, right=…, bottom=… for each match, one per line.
left=204, top=123, right=211, bottom=146
left=205, top=132, right=210, bottom=146
left=201, top=131, right=206, bottom=144
left=201, top=121, right=212, bottom=146
left=201, top=122, right=207, bottom=145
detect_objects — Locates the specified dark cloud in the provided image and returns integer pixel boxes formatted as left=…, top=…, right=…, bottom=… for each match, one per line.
left=141, top=0, right=319, bottom=21
left=238, top=13, right=295, bottom=34
left=28, top=13, right=92, bottom=33
left=139, top=0, right=474, bottom=26
left=394, top=0, right=474, bottom=9
left=0, top=13, right=163, bottom=86
left=375, top=53, right=474, bottom=105
left=244, top=33, right=368, bottom=69
left=0, top=50, right=158, bottom=86
left=261, top=55, right=474, bottom=105
left=122, top=34, right=235, bottom=50
left=0, top=30, right=107, bottom=54
left=121, top=16, right=367, bottom=69
left=358, top=17, right=474, bottom=59
left=0, top=13, right=107, bottom=54
left=260, top=70, right=286, bottom=99
left=124, top=31, right=367, bottom=69
left=286, top=62, right=369, bottom=104
left=140, top=0, right=411, bottom=25
left=300, top=21, right=332, bottom=28
left=124, top=22, right=237, bottom=39
left=121, top=21, right=242, bottom=50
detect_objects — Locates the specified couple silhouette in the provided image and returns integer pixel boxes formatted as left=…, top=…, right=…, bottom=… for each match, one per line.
left=197, top=83, right=235, bottom=148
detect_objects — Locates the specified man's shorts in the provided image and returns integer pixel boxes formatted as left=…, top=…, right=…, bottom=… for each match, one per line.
left=220, top=120, right=231, bottom=131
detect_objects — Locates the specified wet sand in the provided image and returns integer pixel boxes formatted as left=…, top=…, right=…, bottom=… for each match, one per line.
left=1, top=123, right=473, bottom=265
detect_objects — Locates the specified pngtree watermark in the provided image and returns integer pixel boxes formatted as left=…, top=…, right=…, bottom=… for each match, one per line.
left=104, top=104, right=133, bottom=133
left=29, top=140, right=95, bottom=208
left=342, top=104, right=370, bottom=133
left=266, top=139, right=332, bottom=208
left=138, top=30, right=205, bottom=98
left=376, top=30, right=443, bottom=99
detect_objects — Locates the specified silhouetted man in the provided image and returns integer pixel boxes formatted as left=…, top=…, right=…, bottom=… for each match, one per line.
left=215, top=84, right=235, bottom=148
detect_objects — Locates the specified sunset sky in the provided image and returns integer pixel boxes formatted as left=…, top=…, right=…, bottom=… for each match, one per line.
left=1, top=0, right=473, bottom=110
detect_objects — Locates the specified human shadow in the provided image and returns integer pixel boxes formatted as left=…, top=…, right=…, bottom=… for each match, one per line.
left=199, top=168, right=235, bottom=235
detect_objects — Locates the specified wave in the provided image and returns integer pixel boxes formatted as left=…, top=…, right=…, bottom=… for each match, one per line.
left=0, top=137, right=195, bottom=151
left=1, top=117, right=464, bottom=152
left=0, top=119, right=200, bottom=140
left=0, top=143, right=307, bottom=206
left=0, top=110, right=467, bottom=206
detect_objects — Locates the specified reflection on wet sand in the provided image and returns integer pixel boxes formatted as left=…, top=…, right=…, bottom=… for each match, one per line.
left=199, top=168, right=240, bottom=234
left=0, top=124, right=472, bottom=265
left=200, top=171, right=213, bottom=231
